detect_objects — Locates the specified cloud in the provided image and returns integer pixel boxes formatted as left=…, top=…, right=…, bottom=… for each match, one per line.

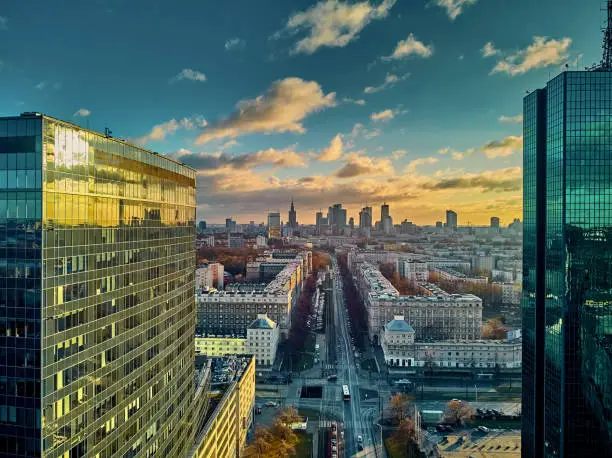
left=370, top=109, right=395, bottom=122
left=432, top=0, right=479, bottom=21
left=406, top=157, right=439, bottom=173
left=35, top=81, right=47, bottom=90
left=343, top=97, right=366, bottom=105
left=391, top=150, right=408, bottom=160
left=170, top=68, right=207, bottom=83
left=170, top=147, right=308, bottom=172
left=334, top=155, right=394, bottom=178
left=319, top=134, right=344, bottom=162
left=196, top=77, right=336, bottom=144
left=382, top=34, right=433, bottom=61
left=133, top=116, right=207, bottom=144
left=490, top=36, right=572, bottom=76
left=364, top=72, right=410, bottom=94
left=219, top=139, right=240, bottom=150
left=0, top=16, right=7, bottom=30
left=424, top=167, right=522, bottom=192
left=481, top=135, right=523, bottom=158
left=73, top=108, right=91, bottom=117
left=277, top=0, right=397, bottom=55
left=481, top=41, right=499, bottom=58
left=458, top=54, right=465, bottom=61
left=350, top=123, right=381, bottom=140
left=499, top=114, right=523, bottom=123
left=225, top=37, right=246, bottom=50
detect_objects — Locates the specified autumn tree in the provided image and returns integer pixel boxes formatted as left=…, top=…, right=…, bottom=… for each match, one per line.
left=386, top=418, right=422, bottom=458
left=243, top=411, right=301, bottom=458
left=443, top=399, right=475, bottom=426
left=385, top=393, right=415, bottom=425
left=277, top=406, right=302, bottom=425
left=481, top=318, right=507, bottom=340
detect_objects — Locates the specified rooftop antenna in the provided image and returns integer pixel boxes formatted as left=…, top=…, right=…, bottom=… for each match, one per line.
left=104, top=127, right=113, bottom=138
left=602, top=1, right=612, bottom=68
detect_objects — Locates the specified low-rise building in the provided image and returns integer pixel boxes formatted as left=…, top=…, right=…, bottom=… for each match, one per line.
left=188, top=355, right=256, bottom=458
left=433, top=267, right=488, bottom=286
left=256, top=235, right=268, bottom=248
left=228, top=232, right=244, bottom=248
left=195, top=336, right=246, bottom=356
left=381, top=316, right=521, bottom=369
left=246, top=314, right=280, bottom=366
left=397, top=258, right=428, bottom=283
left=196, top=262, right=225, bottom=290
left=496, top=281, right=522, bottom=305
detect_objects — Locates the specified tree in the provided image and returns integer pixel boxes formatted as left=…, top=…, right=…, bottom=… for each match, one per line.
left=386, top=418, right=421, bottom=458
left=277, top=406, right=302, bottom=425
left=443, top=400, right=475, bottom=426
left=385, top=393, right=414, bottom=425
left=481, top=318, right=506, bottom=340
left=243, top=412, right=300, bottom=458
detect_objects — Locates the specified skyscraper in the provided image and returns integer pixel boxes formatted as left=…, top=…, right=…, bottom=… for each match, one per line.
left=446, top=209, right=457, bottom=228
left=0, top=113, right=197, bottom=457
left=380, top=202, right=389, bottom=222
left=522, top=20, right=612, bottom=455
left=359, top=206, right=373, bottom=229
left=288, top=198, right=297, bottom=230
left=267, top=212, right=281, bottom=239
left=327, top=203, right=346, bottom=234
left=490, top=216, right=500, bottom=228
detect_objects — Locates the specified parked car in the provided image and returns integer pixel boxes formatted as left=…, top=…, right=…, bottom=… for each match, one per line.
left=265, top=401, right=278, bottom=407
left=478, top=426, right=490, bottom=433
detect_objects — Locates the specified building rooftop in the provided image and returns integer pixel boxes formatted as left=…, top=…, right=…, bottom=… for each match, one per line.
left=248, top=314, right=277, bottom=329
left=385, top=316, right=415, bottom=333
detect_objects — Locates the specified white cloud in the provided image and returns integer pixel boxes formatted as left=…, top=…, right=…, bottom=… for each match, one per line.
left=73, top=108, right=91, bottom=117
left=490, top=37, right=572, bottom=76
left=499, top=114, right=523, bottom=123
left=405, top=157, right=439, bottom=173
left=371, top=109, right=395, bottom=122
left=278, top=0, right=397, bottom=55
left=225, top=37, right=246, bottom=50
left=438, top=146, right=475, bottom=160
left=196, top=77, right=336, bottom=144
left=0, top=16, right=7, bottom=30
left=343, top=97, right=366, bottom=105
left=219, top=139, right=240, bottom=150
left=134, top=116, right=207, bottom=145
left=170, top=68, right=207, bottom=83
left=171, top=147, right=308, bottom=172
left=481, top=136, right=523, bottom=158
left=458, top=54, right=465, bottom=60
left=391, top=150, right=408, bottom=160
left=433, top=0, right=479, bottom=21
left=363, top=72, right=410, bottom=94
left=382, top=34, right=433, bottom=61
left=481, top=41, right=499, bottom=58
left=334, top=154, right=394, bottom=178
left=364, top=128, right=381, bottom=139
left=35, top=81, right=47, bottom=90
left=319, top=134, right=344, bottom=162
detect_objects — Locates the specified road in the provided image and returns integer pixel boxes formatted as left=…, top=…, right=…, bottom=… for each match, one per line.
left=330, top=256, right=382, bottom=458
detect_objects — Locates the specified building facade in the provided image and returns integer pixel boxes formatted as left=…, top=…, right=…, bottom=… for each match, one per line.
left=397, top=259, right=429, bottom=283
left=446, top=210, right=457, bottom=228
left=0, top=114, right=197, bottom=457
left=267, top=212, right=281, bottom=239
left=195, top=337, right=246, bottom=356
left=196, top=262, right=224, bottom=290
left=522, top=70, right=612, bottom=457
left=246, top=314, right=280, bottom=366
left=227, top=232, right=244, bottom=248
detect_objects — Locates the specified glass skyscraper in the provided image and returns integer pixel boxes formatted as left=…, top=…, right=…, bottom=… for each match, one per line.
left=522, top=72, right=612, bottom=457
left=0, top=113, right=197, bottom=457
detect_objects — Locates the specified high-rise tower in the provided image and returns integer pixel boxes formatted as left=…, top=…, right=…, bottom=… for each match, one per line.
left=288, top=198, right=297, bottom=230
left=0, top=113, right=197, bottom=457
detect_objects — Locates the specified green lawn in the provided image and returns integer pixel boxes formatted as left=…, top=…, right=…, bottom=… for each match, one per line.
left=293, top=432, right=313, bottom=458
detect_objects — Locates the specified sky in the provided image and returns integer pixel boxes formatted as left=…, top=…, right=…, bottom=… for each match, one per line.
left=0, top=0, right=604, bottom=225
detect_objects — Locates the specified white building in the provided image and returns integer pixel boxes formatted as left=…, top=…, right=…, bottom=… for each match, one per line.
left=433, top=267, right=488, bottom=286
left=496, top=281, right=522, bottom=305
left=256, top=235, right=268, bottom=248
left=246, top=314, right=280, bottom=367
left=228, top=233, right=244, bottom=248
left=380, top=316, right=522, bottom=369
left=196, top=262, right=224, bottom=290
left=397, top=259, right=428, bottom=283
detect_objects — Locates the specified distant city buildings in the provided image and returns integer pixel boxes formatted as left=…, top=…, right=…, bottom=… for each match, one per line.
left=267, top=212, right=281, bottom=239
left=227, top=232, right=244, bottom=248
left=225, top=217, right=237, bottom=231
left=287, top=198, right=298, bottom=233
left=198, top=220, right=207, bottom=232
left=490, top=216, right=500, bottom=228
left=256, top=234, right=268, bottom=248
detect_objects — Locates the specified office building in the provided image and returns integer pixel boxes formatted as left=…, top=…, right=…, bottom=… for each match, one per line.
left=188, top=355, right=255, bottom=458
left=0, top=113, right=197, bottom=457
left=246, top=314, right=280, bottom=367
left=359, top=206, right=373, bottom=229
left=225, top=217, right=236, bottom=232
left=522, top=27, right=612, bottom=456
left=490, top=216, right=500, bottom=229
left=446, top=209, right=457, bottom=228
left=227, top=232, right=244, bottom=248
left=196, top=262, right=224, bottom=290
left=327, top=203, right=347, bottom=234
left=435, top=221, right=443, bottom=228
left=348, top=216, right=354, bottom=229
left=198, top=220, right=206, bottom=232
left=267, top=212, right=281, bottom=239
left=381, top=202, right=390, bottom=222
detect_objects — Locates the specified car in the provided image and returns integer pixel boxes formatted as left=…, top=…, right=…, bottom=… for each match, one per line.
left=265, top=401, right=278, bottom=407
left=478, top=426, right=490, bottom=433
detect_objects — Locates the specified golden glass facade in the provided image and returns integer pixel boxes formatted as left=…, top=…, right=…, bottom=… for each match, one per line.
left=0, top=113, right=196, bottom=457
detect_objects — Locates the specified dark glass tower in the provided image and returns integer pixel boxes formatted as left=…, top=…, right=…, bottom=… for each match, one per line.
left=522, top=71, right=612, bottom=457
left=0, top=114, right=197, bottom=457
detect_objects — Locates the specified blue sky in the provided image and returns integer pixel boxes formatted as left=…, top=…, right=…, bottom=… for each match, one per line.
left=0, top=0, right=604, bottom=225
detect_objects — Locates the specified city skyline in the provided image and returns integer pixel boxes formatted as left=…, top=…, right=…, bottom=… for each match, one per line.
left=0, top=0, right=603, bottom=225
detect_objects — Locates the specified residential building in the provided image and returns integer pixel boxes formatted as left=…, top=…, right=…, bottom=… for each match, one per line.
left=353, top=262, right=482, bottom=343
left=196, top=262, right=224, bottom=290
left=397, top=258, right=429, bottom=283
left=188, top=355, right=256, bottom=458
left=495, top=281, right=521, bottom=305
left=255, top=234, right=268, bottom=248
left=446, top=209, right=457, bottom=228
left=434, top=267, right=489, bottom=286
left=0, top=113, right=197, bottom=457
left=246, top=314, right=280, bottom=366
left=267, top=212, right=281, bottom=239
left=522, top=63, right=612, bottom=456
left=471, top=254, right=495, bottom=274
left=227, top=232, right=244, bottom=248
left=381, top=317, right=521, bottom=369
left=195, top=337, right=246, bottom=356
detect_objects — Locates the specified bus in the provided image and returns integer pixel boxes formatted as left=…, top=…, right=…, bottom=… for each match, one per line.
left=342, top=385, right=350, bottom=401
